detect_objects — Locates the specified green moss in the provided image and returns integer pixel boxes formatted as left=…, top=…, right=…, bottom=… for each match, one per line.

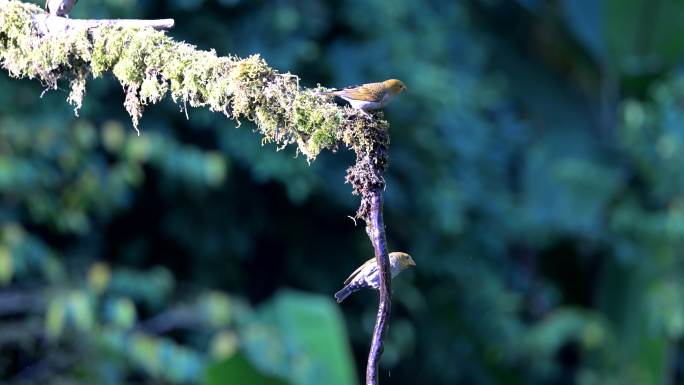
left=111, top=28, right=169, bottom=84
left=0, top=1, right=35, bottom=38
left=255, top=107, right=281, bottom=140
left=290, top=92, right=341, bottom=156
left=308, top=125, right=338, bottom=156
left=67, top=67, right=87, bottom=115
left=0, top=1, right=43, bottom=78
left=0, top=0, right=385, bottom=163
left=91, top=27, right=126, bottom=76
left=139, top=73, right=168, bottom=105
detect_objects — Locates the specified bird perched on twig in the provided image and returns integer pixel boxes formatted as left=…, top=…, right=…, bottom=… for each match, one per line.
left=45, top=0, right=78, bottom=17
left=320, top=79, right=407, bottom=116
left=334, top=252, right=416, bottom=303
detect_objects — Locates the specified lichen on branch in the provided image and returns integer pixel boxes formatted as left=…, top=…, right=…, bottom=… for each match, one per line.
left=0, top=0, right=376, bottom=161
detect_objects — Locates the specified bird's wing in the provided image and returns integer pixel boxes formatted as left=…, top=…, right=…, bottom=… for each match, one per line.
left=339, top=82, right=385, bottom=102
left=343, top=257, right=376, bottom=285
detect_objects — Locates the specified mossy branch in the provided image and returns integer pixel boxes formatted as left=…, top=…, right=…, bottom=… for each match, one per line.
left=0, top=1, right=395, bottom=383
left=0, top=0, right=377, bottom=161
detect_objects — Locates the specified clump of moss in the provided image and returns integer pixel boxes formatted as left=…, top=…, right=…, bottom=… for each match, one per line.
left=341, top=111, right=390, bottom=219
left=291, top=91, right=342, bottom=158
left=0, top=0, right=389, bottom=167
left=67, top=66, right=87, bottom=115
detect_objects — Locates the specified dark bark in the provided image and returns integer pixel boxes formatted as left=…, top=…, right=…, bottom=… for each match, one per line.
left=364, top=190, right=391, bottom=385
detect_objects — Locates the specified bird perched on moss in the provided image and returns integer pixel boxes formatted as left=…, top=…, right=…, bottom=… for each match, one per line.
left=320, top=79, right=407, bottom=115
left=335, top=252, right=416, bottom=303
left=45, top=0, right=78, bottom=17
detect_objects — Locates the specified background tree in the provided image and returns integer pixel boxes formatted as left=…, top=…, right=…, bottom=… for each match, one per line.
left=2, top=1, right=684, bottom=385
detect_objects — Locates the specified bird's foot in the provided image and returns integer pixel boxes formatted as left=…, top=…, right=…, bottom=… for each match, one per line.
left=357, top=109, right=372, bottom=119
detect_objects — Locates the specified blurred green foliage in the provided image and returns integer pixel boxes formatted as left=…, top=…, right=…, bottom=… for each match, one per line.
left=2, top=0, right=684, bottom=384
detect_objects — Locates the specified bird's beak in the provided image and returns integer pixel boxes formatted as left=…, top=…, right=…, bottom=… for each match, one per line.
left=408, top=257, right=416, bottom=267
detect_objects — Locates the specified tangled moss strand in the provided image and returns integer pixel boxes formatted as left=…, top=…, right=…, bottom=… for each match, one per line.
left=67, top=66, right=87, bottom=114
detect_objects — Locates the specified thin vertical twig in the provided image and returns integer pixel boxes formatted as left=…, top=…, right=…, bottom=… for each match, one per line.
left=344, top=112, right=391, bottom=384
left=364, top=190, right=391, bottom=385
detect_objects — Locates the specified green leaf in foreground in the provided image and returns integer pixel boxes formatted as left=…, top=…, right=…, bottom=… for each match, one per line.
left=204, top=353, right=289, bottom=385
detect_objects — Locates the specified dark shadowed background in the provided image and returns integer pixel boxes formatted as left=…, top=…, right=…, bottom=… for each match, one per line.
left=2, top=0, right=684, bottom=384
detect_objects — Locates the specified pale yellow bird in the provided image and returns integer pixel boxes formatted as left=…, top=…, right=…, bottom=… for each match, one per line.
left=334, top=252, right=416, bottom=303
left=320, top=79, right=407, bottom=115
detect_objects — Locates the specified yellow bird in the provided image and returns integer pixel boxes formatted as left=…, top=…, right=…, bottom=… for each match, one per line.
left=334, top=252, right=416, bottom=303
left=320, top=79, right=407, bottom=115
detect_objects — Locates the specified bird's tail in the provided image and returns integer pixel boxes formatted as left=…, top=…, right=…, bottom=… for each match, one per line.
left=334, top=286, right=353, bottom=303
left=334, top=282, right=363, bottom=303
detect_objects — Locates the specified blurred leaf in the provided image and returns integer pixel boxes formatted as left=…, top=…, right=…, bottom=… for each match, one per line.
left=205, top=353, right=289, bottom=385
left=209, top=330, right=239, bottom=359
left=521, top=153, right=621, bottom=238
left=88, top=261, right=111, bottom=294
left=605, top=0, right=684, bottom=74
left=526, top=309, right=606, bottom=355
left=100, top=328, right=205, bottom=383
left=104, top=297, right=137, bottom=329
left=200, top=291, right=232, bottom=327
left=108, top=266, right=174, bottom=309
left=250, top=290, right=357, bottom=385
left=0, top=246, right=12, bottom=285
left=67, top=290, right=95, bottom=332
left=45, top=295, right=66, bottom=338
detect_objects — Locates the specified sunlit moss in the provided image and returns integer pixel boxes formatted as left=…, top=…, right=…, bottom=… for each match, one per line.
left=0, top=0, right=386, bottom=163
left=291, top=92, right=342, bottom=157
